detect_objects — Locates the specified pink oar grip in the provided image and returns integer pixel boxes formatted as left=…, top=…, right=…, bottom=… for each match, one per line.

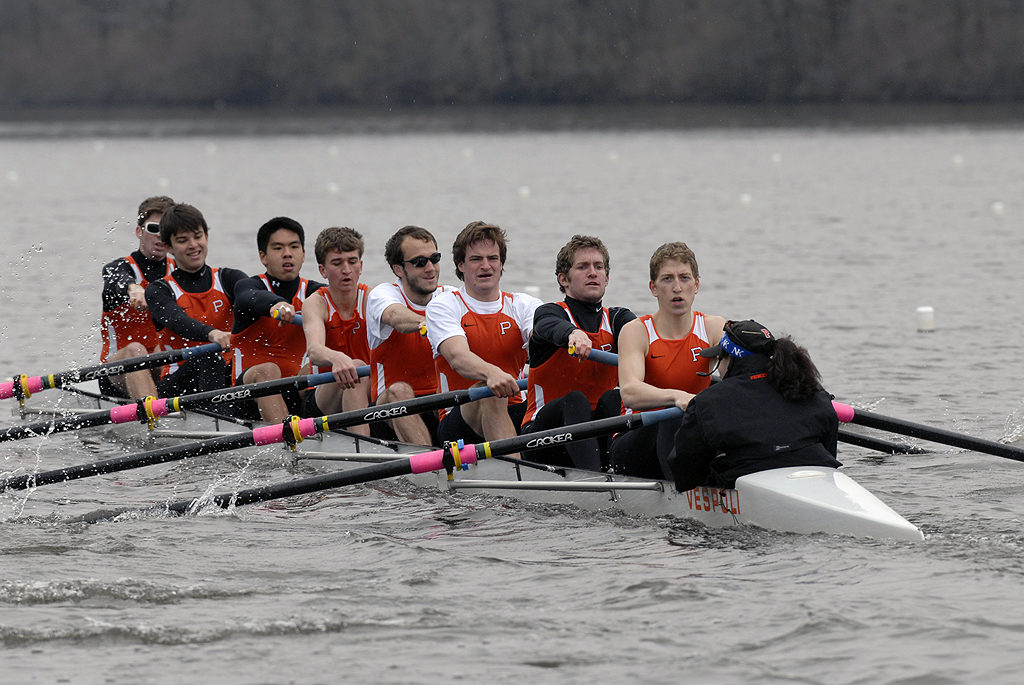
left=109, top=399, right=173, bottom=424
left=0, top=376, right=45, bottom=399
left=832, top=401, right=855, bottom=423
left=252, top=418, right=318, bottom=446
left=408, top=444, right=479, bottom=474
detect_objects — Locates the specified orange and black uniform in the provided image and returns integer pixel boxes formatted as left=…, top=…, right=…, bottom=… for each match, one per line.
left=231, top=274, right=323, bottom=380
left=609, top=311, right=715, bottom=479
left=99, top=250, right=174, bottom=397
left=308, top=284, right=371, bottom=372
left=145, top=264, right=247, bottom=398
left=523, top=297, right=635, bottom=469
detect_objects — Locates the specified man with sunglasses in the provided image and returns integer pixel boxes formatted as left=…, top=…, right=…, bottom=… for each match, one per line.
left=98, top=195, right=176, bottom=399
left=364, top=225, right=453, bottom=445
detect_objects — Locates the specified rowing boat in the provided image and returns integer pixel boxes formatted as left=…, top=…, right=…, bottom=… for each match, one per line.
left=13, top=385, right=924, bottom=542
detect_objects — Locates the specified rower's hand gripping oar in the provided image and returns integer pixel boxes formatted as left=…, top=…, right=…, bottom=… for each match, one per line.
left=0, top=367, right=367, bottom=443
left=833, top=401, right=1024, bottom=462
left=0, top=379, right=527, bottom=493
left=0, top=343, right=223, bottom=406
left=76, top=405, right=683, bottom=523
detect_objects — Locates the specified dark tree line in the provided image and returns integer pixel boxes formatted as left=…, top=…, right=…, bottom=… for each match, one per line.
left=2, top=0, right=1023, bottom=108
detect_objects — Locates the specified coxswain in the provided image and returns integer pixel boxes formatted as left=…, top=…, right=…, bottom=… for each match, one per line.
left=667, top=319, right=841, bottom=490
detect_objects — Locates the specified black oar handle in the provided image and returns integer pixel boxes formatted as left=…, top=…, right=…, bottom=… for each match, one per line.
left=834, top=401, right=1024, bottom=462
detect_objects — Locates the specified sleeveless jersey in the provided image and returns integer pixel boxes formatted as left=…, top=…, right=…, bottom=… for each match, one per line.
left=641, top=311, right=712, bottom=394
left=100, top=254, right=174, bottom=361
left=231, top=275, right=311, bottom=380
left=368, top=284, right=437, bottom=401
left=159, top=268, right=233, bottom=374
left=310, top=283, right=371, bottom=373
left=434, top=291, right=527, bottom=418
left=523, top=302, right=618, bottom=425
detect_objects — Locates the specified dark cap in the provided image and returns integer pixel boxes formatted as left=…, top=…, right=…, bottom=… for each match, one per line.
left=699, top=319, right=776, bottom=359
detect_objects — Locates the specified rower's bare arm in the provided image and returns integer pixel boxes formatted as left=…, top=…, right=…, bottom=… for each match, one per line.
left=301, top=295, right=332, bottom=366
left=705, top=314, right=728, bottom=346
left=381, top=303, right=426, bottom=334
left=438, top=336, right=519, bottom=398
left=618, top=319, right=690, bottom=410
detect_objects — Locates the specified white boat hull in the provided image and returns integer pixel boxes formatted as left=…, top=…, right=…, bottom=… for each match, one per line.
left=18, top=388, right=924, bottom=541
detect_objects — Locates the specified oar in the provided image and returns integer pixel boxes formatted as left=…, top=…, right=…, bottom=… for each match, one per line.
left=833, top=401, right=1024, bottom=462
left=0, top=379, right=527, bottom=493
left=569, top=346, right=925, bottom=455
left=0, top=343, right=222, bottom=403
left=270, top=310, right=303, bottom=326
left=77, top=406, right=683, bottom=523
left=0, top=366, right=368, bottom=443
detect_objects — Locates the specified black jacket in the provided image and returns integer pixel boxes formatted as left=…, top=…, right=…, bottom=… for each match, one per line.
left=667, top=354, right=840, bottom=491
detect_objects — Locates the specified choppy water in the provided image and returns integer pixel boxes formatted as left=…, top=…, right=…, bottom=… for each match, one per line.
left=2, top=108, right=1024, bottom=683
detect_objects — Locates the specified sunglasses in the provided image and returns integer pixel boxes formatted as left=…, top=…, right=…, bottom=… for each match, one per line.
left=403, top=252, right=442, bottom=268
left=142, top=222, right=161, bottom=235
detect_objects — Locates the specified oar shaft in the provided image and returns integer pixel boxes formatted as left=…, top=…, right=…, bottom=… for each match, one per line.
left=4, top=378, right=526, bottom=491
left=162, top=406, right=682, bottom=513
left=0, top=343, right=222, bottom=399
left=0, top=369, right=356, bottom=443
left=0, top=432, right=257, bottom=491
left=833, top=401, right=1024, bottom=462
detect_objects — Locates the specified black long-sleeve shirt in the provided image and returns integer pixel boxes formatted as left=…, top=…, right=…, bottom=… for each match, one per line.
left=145, top=265, right=248, bottom=341
left=527, top=295, right=636, bottom=367
left=231, top=274, right=325, bottom=333
left=101, top=250, right=172, bottom=311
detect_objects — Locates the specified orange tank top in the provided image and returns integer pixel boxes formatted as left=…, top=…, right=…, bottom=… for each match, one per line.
left=434, top=292, right=527, bottom=418
left=369, top=285, right=436, bottom=401
left=231, top=276, right=311, bottom=380
left=523, top=303, right=618, bottom=425
left=159, top=268, right=233, bottom=375
left=310, top=284, right=371, bottom=373
left=641, top=311, right=712, bottom=394
left=100, top=254, right=174, bottom=361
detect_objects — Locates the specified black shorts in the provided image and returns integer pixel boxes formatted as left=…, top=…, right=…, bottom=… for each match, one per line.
left=437, top=401, right=528, bottom=447
left=232, top=367, right=304, bottom=421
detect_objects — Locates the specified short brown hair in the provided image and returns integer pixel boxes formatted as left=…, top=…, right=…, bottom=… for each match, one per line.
left=554, top=235, right=610, bottom=293
left=315, top=226, right=364, bottom=264
left=137, top=195, right=175, bottom=225
left=158, top=203, right=208, bottom=245
left=452, top=221, right=507, bottom=282
left=649, top=242, right=699, bottom=282
left=384, top=225, right=437, bottom=267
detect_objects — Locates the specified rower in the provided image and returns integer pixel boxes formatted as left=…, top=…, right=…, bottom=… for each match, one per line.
left=666, top=319, right=841, bottom=491
left=521, top=235, right=636, bottom=470
left=230, top=217, right=324, bottom=423
left=98, top=195, right=176, bottom=399
left=300, top=227, right=372, bottom=434
left=425, top=221, right=542, bottom=456
left=609, top=242, right=727, bottom=478
left=365, top=225, right=454, bottom=446
left=145, top=203, right=248, bottom=398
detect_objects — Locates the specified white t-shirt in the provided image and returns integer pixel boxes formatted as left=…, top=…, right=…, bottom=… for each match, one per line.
left=425, top=288, right=542, bottom=358
left=366, top=282, right=455, bottom=350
